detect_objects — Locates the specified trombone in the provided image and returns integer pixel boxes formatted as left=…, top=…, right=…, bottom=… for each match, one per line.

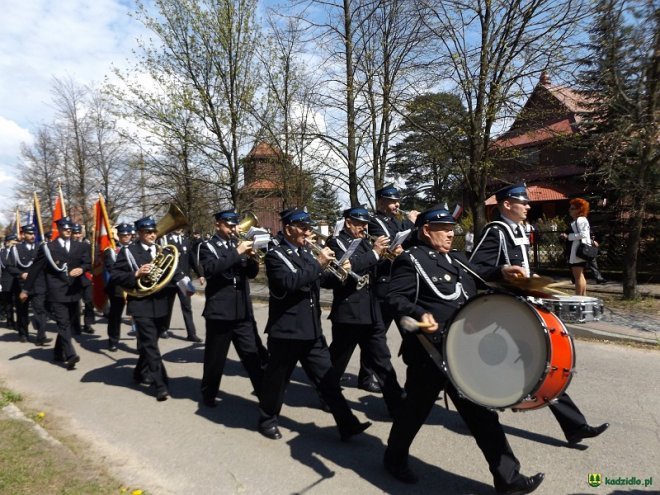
left=306, top=231, right=369, bottom=290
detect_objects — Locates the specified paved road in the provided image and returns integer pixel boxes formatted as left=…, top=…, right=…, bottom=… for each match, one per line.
left=0, top=298, right=658, bottom=495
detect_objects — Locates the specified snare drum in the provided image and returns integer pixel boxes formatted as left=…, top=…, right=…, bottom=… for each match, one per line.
left=541, top=296, right=604, bottom=323
left=443, top=293, right=575, bottom=411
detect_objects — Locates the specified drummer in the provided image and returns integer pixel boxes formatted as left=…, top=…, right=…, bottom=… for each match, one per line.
left=384, top=205, right=545, bottom=495
left=470, top=184, right=609, bottom=445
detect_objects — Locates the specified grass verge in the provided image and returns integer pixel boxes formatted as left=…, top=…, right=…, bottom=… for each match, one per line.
left=0, top=386, right=138, bottom=495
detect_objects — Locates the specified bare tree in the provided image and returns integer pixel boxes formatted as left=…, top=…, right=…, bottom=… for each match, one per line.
left=417, top=0, right=588, bottom=231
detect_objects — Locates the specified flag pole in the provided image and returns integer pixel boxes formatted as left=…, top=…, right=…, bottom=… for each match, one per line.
left=33, top=192, right=45, bottom=243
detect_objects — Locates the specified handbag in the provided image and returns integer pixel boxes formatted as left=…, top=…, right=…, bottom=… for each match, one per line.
left=577, top=242, right=599, bottom=261
left=571, top=221, right=599, bottom=260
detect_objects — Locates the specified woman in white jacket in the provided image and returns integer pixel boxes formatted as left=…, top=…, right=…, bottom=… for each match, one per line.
left=562, top=198, right=592, bottom=295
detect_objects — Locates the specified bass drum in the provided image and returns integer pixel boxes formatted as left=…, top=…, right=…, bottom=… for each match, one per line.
left=443, top=293, right=575, bottom=411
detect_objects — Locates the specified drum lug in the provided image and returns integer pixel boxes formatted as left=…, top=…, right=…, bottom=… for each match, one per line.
left=545, top=397, right=559, bottom=404
left=522, top=395, right=538, bottom=403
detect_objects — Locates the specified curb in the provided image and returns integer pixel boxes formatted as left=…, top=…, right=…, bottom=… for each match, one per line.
left=0, top=403, right=62, bottom=447
left=566, top=323, right=658, bottom=346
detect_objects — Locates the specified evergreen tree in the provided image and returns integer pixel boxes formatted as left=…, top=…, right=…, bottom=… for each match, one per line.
left=309, top=177, right=342, bottom=227
left=390, top=92, right=469, bottom=210
left=578, top=0, right=659, bottom=299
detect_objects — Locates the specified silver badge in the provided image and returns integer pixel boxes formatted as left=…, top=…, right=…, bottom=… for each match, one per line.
left=444, top=274, right=451, bottom=281
left=431, top=276, right=439, bottom=282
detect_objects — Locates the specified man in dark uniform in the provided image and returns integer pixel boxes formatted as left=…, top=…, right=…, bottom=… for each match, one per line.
left=21, top=217, right=88, bottom=369
left=198, top=209, right=264, bottom=407
left=7, top=225, right=51, bottom=345
left=111, top=216, right=188, bottom=401
left=384, top=205, right=544, bottom=494
left=359, top=185, right=419, bottom=393
left=258, top=207, right=371, bottom=441
left=71, top=223, right=95, bottom=335
left=161, top=228, right=203, bottom=342
left=470, top=184, right=609, bottom=445
left=1, top=234, right=18, bottom=329
left=104, top=223, right=133, bottom=352
left=324, top=205, right=403, bottom=416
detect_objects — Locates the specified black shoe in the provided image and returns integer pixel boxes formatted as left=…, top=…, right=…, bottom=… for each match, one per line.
left=259, top=425, right=282, bottom=440
left=340, top=421, right=372, bottom=442
left=134, top=375, right=154, bottom=386
left=202, top=397, right=217, bottom=408
left=64, top=355, right=80, bottom=370
left=159, top=331, right=170, bottom=339
left=156, top=390, right=170, bottom=402
left=186, top=335, right=203, bottom=343
left=358, top=380, right=381, bottom=394
left=19, top=335, right=28, bottom=343
left=82, top=326, right=94, bottom=334
left=384, top=459, right=419, bottom=484
left=35, top=337, right=53, bottom=346
left=567, top=423, right=609, bottom=444
left=108, top=344, right=118, bottom=352
left=496, top=473, right=545, bottom=495
left=596, top=279, right=608, bottom=285
left=318, top=397, right=331, bottom=413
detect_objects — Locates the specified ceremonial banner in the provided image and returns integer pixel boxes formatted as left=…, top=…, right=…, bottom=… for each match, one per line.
left=91, top=194, right=116, bottom=311
left=51, top=185, right=67, bottom=240
left=452, top=204, right=463, bottom=220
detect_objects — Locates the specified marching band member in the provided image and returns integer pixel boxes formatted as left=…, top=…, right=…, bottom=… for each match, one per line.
left=161, top=228, right=203, bottom=342
left=324, top=206, right=404, bottom=417
left=71, top=223, right=95, bottom=335
left=111, top=216, right=188, bottom=401
left=1, top=234, right=19, bottom=330
left=7, top=225, right=50, bottom=344
left=257, top=207, right=370, bottom=441
left=21, top=217, right=89, bottom=369
left=104, top=223, right=133, bottom=352
left=197, top=209, right=264, bottom=407
left=470, top=184, right=609, bottom=445
left=383, top=205, right=544, bottom=494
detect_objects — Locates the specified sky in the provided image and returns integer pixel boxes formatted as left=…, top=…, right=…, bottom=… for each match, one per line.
left=0, top=0, right=149, bottom=226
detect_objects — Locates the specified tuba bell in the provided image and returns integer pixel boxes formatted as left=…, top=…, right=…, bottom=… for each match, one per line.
left=124, top=204, right=188, bottom=298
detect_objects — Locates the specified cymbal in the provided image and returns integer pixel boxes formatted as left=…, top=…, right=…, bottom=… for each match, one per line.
left=492, top=275, right=569, bottom=298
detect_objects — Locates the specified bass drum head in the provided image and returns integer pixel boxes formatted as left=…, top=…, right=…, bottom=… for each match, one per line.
left=444, top=293, right=549, bottom=409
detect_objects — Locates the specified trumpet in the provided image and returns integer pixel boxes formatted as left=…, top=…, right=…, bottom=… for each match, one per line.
left=306, top=232, right=369, bottom=290
left=368, top=234, right=398, bottom=261
left=234, top=211, right=269, bottom=262
left=395, top=208, right=409, bottom=221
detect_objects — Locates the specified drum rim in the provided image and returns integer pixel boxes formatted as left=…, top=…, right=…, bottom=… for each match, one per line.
left=443, top=292, right=553, bottom=410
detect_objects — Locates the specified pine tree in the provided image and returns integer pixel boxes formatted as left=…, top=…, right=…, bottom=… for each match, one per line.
left=309, top=177, right=342, bottom=226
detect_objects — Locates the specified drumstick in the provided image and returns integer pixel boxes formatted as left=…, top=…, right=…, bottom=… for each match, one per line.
left=399, top=316, right=435, bottom=332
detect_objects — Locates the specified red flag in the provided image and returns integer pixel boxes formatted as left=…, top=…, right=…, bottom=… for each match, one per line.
left=92, top=194, right=116, bottom=311
left=51, top=185, right=67, bottom=240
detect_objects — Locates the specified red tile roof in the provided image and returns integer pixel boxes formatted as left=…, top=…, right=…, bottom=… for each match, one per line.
left=244, top=179, right=280, bottom=190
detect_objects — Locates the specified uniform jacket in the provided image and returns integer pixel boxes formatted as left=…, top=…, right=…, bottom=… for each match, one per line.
left=469, top=213, right=530, bottom=280
left=264, top=233, right=329, bottom=340
left=110, top=241, right=181, bottom=318
left=0, top=247, right=15, bottom=293
left=6, top=243, right=40, bottom=292
left=23, top=239, right=90, bottom=303
left=198, top=233, right=258, bottom=321
left=103, top=245, right=127, bottom=298
left=324, top=229, right=382, bottom=327
left=388, top=246, right=477, bottom=340
left=163, top=233, right=201, bottom=277
left=367, top=212, right=415, bottom=300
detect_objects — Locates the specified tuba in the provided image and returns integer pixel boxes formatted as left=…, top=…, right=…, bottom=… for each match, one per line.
left=125, top=204, right=188, bottom=298
left=235, top=211, right=269, bottom=262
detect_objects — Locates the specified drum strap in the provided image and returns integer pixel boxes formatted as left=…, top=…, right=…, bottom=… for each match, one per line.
left=409, top=254, right=464, bottom=301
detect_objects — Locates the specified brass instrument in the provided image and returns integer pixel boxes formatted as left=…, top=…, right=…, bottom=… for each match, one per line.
left=368, top=234, right=397, bottom=261
left=156, top=203, right=188, bottom=239
left=308, top=231, right=369, bottom=289
left=395, top=208, right=409, bottom=221
left=125, top=203, right=188, bottom=298
left=234, top=211, right=267, bottom=262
